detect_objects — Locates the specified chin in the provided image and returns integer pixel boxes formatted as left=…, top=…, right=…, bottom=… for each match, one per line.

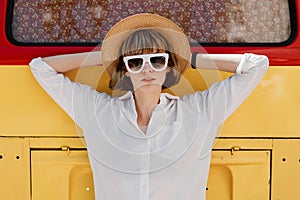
left=134, top=83, right=162, bottom=92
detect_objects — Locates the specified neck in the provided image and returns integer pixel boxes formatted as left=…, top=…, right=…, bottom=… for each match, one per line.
left=134, top=86, right=161, bottom=128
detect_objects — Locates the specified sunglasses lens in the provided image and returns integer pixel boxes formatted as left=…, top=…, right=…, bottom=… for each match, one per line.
left=150, top=56, right=167, bottom=69
left=127, top=58, right=143, bottom=72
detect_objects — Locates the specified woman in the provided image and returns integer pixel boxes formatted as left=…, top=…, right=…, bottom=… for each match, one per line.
left=30, top=13, right=268, bottom=200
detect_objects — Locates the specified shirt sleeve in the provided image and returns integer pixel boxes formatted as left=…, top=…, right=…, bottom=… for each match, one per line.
left=182, top=53, right=269, bottom=156
left=29, top=57, right=110, bottom=129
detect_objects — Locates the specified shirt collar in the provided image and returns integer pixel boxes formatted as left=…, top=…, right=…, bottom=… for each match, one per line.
left=118, top=91, right=179, bottom=103
left=118, top=91, right=134, bottom=101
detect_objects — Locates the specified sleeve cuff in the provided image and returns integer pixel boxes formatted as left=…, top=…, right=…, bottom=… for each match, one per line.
left=235, top=54, right=247, bottom=74
left=29, top=57, right=57, bottom=72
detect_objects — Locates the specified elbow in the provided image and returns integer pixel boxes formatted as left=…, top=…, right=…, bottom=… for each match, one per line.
left=260, top=55, right=270, bottom=73
left=249, top=54, right=269, bottom=72
left=29, top=58, right=40, bottom=73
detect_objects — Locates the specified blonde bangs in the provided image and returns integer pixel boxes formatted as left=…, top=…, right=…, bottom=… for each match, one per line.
left=120, top=29, right=170, bottom=56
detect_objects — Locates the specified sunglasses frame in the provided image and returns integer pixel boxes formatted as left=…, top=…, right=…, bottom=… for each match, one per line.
left=123, top=53, right=169, bottom=74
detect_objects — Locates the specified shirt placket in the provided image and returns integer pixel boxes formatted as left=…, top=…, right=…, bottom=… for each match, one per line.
left=139, top=139, right=150, bottom=200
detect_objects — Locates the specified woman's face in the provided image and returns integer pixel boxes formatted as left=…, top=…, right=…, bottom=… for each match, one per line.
left=124, top=51, right=170, bottom=92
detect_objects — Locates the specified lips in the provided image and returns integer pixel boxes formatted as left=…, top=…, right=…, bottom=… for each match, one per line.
left=142, top=77, right=156, bottom=81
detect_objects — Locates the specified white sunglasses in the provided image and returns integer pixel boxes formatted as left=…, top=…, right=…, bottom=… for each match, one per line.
left=123, top=53, right=169, bottom=74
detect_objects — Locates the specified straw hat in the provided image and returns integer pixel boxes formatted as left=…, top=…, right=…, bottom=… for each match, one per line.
left=101, top=13, right=191, bottom=77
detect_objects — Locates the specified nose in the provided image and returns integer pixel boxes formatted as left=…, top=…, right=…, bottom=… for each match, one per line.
left=142, top=62, right=153, bottom=73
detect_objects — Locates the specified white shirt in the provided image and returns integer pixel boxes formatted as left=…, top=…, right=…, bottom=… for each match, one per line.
left=30, top=53, right=268, bottom=200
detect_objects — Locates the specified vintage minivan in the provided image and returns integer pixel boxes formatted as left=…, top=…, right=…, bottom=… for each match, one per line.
left=0, top=0, right=299, bottom=199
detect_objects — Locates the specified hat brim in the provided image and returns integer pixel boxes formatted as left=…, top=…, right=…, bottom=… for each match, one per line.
left=101, top=13, right=191, bottom=77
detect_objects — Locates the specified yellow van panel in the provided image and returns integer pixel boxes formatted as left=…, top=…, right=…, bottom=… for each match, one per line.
left=0, top=65, right=78, bottom=136
left=31, top=150, right=94, bottom=200
left=29, top=138, right=270, bottom=200
left=0, top=138, right=30, bottom=199
left=207, top=150, right=270, bottom=200
left=272, top=139, right=300, bottom=200
left=220, top=66, right=300, bottom=137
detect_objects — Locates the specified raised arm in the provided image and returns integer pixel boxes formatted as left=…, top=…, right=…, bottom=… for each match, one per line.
left=44, top=51, right=242, bottom=73
left=29, top=51, right=109, bottom=129
left=184, top=53, right=269, bottom=158
left=184, top=53, right=269, bottom=126
left=42, top=51, right=102, bottom=72
left=192, top=53, right=244, bottom=72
